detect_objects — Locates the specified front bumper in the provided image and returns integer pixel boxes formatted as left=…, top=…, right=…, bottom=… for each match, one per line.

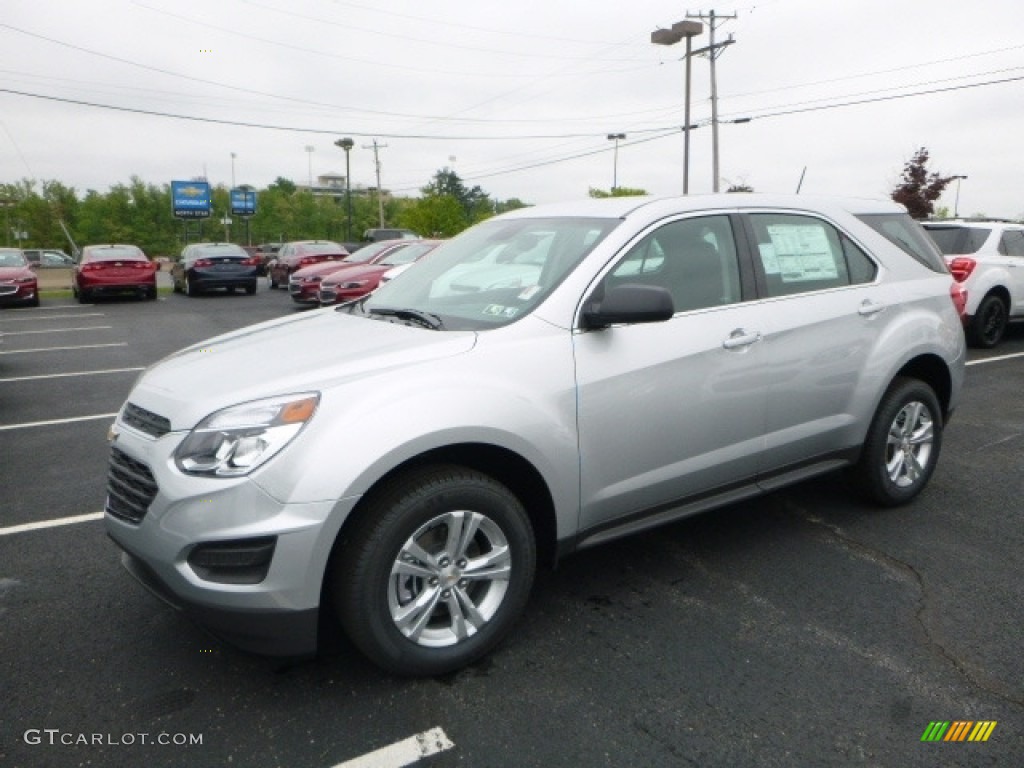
left=104, top=423, right=355, bottom=657
left=0, top=282, right=37, bottom=305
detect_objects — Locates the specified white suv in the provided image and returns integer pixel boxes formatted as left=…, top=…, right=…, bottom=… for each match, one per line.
left=922, top=219, right=1024, bottom=347
left=106, top=195, right=965, bottom=675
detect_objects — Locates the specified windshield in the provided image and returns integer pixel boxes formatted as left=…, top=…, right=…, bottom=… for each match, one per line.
left=361, top=216, right=618, bottom=330
left=0, top=248, right=28, bottom=267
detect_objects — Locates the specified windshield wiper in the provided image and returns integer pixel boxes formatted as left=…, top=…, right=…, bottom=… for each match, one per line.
left=368, top=306, right=444, bottom=330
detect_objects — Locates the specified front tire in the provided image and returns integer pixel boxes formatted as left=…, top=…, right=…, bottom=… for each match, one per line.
left=966, top=293, right=1008, bottom=348
left=852, top=377, right=942, bottom=506
left=333, top=465, right=536, bottom=676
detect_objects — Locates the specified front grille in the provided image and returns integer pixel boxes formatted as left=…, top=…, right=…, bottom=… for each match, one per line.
left=106, top=447, right=159, bottom=524
left=121, top=403, right=171, bottom=438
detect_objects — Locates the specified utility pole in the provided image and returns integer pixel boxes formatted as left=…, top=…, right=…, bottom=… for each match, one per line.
left=686, top=10, right=736, bottom=192
left=363, top=139, right=388, bottom=226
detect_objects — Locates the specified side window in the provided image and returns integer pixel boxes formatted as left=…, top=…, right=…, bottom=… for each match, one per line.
left=749, top=214, right=874, bottom=297
left=606, top=215, right=741, bottom=312
left=841, top=235, right=878, bottom=285
left=1000, top=229, right=1024, bottom=257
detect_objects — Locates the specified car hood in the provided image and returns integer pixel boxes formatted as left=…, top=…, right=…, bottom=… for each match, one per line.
left=128, top=308, right=477, bottom=430
left=323, top=263, right=388, bottom=285
left=291, top=259, right=354, bottom=279
left=0, top=266, right=34, bottom=280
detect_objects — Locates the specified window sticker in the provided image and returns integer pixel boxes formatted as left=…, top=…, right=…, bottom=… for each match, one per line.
left=483, top=304, right=519, bottom=318
left=765, top=225, right=839, bottom=282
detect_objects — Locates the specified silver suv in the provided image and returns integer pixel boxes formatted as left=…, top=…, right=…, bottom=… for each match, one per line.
left=106, top=195, right=965, bottom=676
left=922, top=219, right=1024, bottom=347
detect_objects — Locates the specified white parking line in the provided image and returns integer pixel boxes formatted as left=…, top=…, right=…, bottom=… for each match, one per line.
left=0, top=326, right=113, bottom=336
left=966, top=350, right=1024, bottom=366
left=0, top=511, right=105, bottom=537
left=0, top=367, right=144, bottom=384
left=0, top=312, right=105, bottom=323
left=0, top=342, right=127, bottom=355
left=0, top=305, right=91, bottom=312
left=332, top=728, right=455, bottom=768
left=0, top=413, right=118, bottom=431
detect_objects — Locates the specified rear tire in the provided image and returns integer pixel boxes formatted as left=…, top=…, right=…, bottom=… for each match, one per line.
left=333, top=465, right=536, bottom=676
left=966, top=294, right=1007, bottom=348
left=852, top=377, right=942, bottom=507
left=185, top=274, right=200, bottom=297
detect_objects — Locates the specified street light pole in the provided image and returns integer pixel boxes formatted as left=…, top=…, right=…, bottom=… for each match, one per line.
left=305, top=145, right=314, bottom=189
left=606, top=133, right=625, bottom=192
left=652, top=20, right=703, bottom=194
left=230, top=152, right=236, bottom=188
left=335, top=138, right=355, bottom=241
left=951, top=175, right=968, bottom=218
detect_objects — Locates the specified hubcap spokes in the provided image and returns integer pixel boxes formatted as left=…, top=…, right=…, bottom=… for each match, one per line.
left=884, top=401, right=934, bottom=487
left=389, top=510, right=511, bottom=647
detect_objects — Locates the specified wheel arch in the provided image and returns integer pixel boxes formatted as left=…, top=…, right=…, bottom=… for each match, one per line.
left=317, top=442, right=559, bottom=651
left=894, top=353, right=954, bottom=422
left=973, top=284, right=1011, bottom=314
left=337, top=443, right=558, bottom=570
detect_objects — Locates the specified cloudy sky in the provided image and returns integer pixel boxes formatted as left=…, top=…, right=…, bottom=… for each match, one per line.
left=2, top=0, right=1022, bottom=218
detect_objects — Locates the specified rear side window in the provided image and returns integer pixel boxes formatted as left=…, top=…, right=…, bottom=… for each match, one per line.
left=860, top=214, right=949, bottom=273
left=748, top=214, right=876, bottom=297
left=999, top=229, right=1024, bottom=257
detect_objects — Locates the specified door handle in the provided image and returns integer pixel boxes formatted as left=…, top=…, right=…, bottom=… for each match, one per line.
left=722, top=329, right=762, bottom=349
left=858, top=299, right=886, bottom=316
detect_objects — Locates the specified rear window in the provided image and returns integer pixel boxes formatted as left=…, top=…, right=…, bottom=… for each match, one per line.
left=856, top=214, right=949, bottom=273
left=84, top=246, right=146, bottom=262
left=298, top=242, right=345, bottom=255
left=195, top=244, right=247, bottom=259
left=922, top=225, right=991, bottom=256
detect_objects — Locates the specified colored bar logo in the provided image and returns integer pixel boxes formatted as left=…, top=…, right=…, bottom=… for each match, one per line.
left=921, top=721, right=997, bottom=742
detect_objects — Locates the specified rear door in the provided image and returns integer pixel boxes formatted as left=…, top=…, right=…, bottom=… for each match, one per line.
left=739, top=211, right=882, bottom=480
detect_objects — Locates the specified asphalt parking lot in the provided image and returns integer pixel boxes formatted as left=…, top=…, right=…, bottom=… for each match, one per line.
left=1, top=286, right=1022, bottom=768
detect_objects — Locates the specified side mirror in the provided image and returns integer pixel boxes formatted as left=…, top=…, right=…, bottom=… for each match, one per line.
left=581, top=283, right=674, bottom=329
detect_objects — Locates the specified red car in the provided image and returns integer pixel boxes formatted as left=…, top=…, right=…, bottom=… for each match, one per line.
left=286, top=241, right=417, bottom=305
left=74, top=244, right=158, bottom=303
left=318, top=240, right=440, bottom=305
left=268, top=240, right=349, bottom=289
left=0, top=248, right=39, bottom=308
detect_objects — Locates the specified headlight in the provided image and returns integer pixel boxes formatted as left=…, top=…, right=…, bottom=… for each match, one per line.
left=175, top=393, right=319, bottom=477
left=342, top=280, right=368, bottom=289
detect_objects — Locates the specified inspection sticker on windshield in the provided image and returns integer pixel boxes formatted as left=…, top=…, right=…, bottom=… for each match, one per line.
left=483, top=304, right=519, bottom=318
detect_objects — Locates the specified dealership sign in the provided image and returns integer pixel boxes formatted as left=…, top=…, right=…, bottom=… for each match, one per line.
left=171, top=181, right=212, bottom=219
left=230, top=188, right=257, bottom=217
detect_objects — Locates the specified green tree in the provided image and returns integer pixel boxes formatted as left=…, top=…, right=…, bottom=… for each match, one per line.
left=399, top=195, right=467, bottom=238
left=891, top=147, right=954, bottom=220
left=422, top=169, right=493, bottom=224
